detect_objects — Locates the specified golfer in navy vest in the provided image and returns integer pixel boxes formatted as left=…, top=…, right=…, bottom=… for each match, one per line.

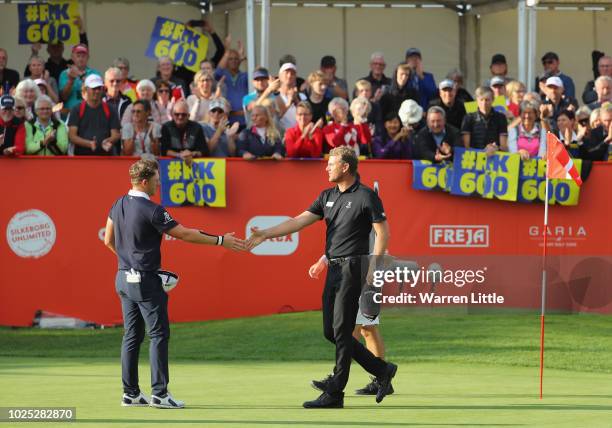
left=247, top=146, right=397, bottom=408
left=104, top=159, right=245, bottom=409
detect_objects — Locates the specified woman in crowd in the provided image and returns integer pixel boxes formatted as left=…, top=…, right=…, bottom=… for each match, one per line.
left=187, top=71, right=217, bottom=123
left=15, top=79, right=40, bottom=121
left=372, top=112, right=414, bottom=159
left=13, top=97, right=28, bottom=121
left=551, top=109, right=582, bottom=158
left=590, top=107, right=601, bottom=129
left=323, top=97, right=371, bottom=156
left=122, top=79, right=164, bottom=126
left=237, top=104, right=283, bottom=159
left=201, top=98, right=239, bottom=157
left=121, top=100, right=161, bottom=157
left=506, top=81, right=526, bottom=119
left=25, top=95, right=68, bottom=156
left=27, top=56, right=59, bottom=103
left=284, top=101, right=324, bottom=158
left=507, top=100, right=546, bottom=160
left=155, top=80, right=175, bottom=124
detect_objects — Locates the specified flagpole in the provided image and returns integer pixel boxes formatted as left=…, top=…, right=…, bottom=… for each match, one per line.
left=539, top=135, right=551, bottom=400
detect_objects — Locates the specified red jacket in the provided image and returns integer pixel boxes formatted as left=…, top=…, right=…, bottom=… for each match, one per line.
left=322, top=122, right=371, bottom=152
left=0, top=117, right=26, bottom=156
left=284, top=125, right=323, bottom=158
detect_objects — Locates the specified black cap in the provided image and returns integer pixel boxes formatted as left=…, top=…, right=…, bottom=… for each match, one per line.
left=320, top=55, right=336, bottom=68
left=491, top=54, right=507, bottom=66
left=541, top=52, right=559, bottom=62
left=0, top=95, right=15, bottom=110
left=405, top=48, right=421, bottom=58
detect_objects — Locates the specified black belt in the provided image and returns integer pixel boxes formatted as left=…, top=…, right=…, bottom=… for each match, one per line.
left=328, top=255, right=365, bottom=266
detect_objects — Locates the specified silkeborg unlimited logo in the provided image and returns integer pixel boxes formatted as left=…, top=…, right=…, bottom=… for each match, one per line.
left=6, top=209, right=56, bottom=258
left=429, top=225, right=489, bottom=248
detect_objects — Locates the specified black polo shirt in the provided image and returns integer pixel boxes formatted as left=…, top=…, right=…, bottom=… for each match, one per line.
left=109, top=192, right=179, bottom=272
left=461, top=109, right=508, bottom=149
left=307, top=178, right=386, bottom=259
left=428, top=98, right=466, bottom=130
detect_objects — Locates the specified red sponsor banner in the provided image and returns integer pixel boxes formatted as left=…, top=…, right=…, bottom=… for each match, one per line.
left=1, top=158, right=610, bottom=326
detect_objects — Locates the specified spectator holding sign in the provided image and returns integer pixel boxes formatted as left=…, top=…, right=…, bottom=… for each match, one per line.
left=68, top=74, right=120, bottom=156
left=0, top=48, right=20, bottom=93
left=58, top=44, right=100, bottom=111
left=461, top=86, right=508, bottom=152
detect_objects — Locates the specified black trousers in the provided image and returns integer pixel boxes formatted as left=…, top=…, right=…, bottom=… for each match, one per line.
left=322, top=257, right=387, bottom=395
left=115, top=271, right=170, bottom=396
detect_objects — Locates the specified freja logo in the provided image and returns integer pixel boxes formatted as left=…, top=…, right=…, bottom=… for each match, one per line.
left=246, top=216, right=299, bottom=255
left=430, top=225, right=489, bottom=248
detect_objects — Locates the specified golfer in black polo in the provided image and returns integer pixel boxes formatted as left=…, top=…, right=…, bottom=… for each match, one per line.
left=104, top=159, right=245, bottom=409
left=247, top=146, right=397, bottom=408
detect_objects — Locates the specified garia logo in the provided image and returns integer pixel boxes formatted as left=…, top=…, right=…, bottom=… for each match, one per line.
left=529, top=225, right=587, bottom=248
left=246, top=216, right=299, bottom=255
left=430, top=225, right=489, bottom=248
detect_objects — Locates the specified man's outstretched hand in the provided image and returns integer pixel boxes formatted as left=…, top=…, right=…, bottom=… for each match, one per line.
left=222, top=232, right=247, bottom=251
left=246, top=229, right=267, bottom=250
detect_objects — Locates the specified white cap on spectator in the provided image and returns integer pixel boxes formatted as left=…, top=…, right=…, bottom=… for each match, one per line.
left=439, top=79, right=454, bottom=90
left=490, top=76, right=505, bottom=87
left=546, top=76, right=563, bottom=88
left=398, top=99, right=423, bottom=126
left=33, top=78, right=46, bottom=87
left=279, top=63, right=296, bottom=74
left=209, top=98, right=228, bottom=113
left=84, top=74, right=104, bottom=89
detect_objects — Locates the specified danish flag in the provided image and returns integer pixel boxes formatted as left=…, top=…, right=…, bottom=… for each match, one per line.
left=546, top=133, right=582, bottom=187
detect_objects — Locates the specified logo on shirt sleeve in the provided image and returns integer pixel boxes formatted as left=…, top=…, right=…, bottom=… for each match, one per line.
left=326, top=201, right=334, bottom=207
left=163, top=212, right=174, bottom=224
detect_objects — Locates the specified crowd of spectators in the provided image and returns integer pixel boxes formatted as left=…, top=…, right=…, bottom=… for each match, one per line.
left=1, top=18, right=611, bottom=163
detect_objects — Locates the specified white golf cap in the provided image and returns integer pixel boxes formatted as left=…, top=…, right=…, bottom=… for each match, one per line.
left=279, top=62, right=296, bottom=74
left=546, top=76, right=564, bottom=88
left=439, top=79, right=454, bottom=90
left=84, top=74, right=104, bottom=89
left=490, top=76, right=505, bottom=87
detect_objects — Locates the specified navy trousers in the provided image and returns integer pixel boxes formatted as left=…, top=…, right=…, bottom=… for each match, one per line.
left=115, top=270, right=170, bottom=396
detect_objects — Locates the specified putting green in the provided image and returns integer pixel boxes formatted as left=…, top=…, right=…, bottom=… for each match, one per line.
left=1, top=358, right=611, bottom=427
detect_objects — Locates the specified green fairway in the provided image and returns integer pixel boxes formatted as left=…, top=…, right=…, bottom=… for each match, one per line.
left=1, top=310, right=612, bottom=427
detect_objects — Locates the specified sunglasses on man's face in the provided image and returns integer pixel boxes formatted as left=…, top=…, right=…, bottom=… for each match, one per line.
left=174, top=112, right=188, bottom=118
left=543, top=60, right=555, bottom=65
left=210, top=108, right=224, bottom=114
left=15, top=106, right=25, bottom=111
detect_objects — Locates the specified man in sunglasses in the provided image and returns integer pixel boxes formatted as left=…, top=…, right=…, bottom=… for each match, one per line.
left=0, top=95, right=26, bottom=156
left=537, top=52, right=575, bottom=99
left=160, top=99, right=208, bottom=163
left=103, top=67, right=132, bottom=121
